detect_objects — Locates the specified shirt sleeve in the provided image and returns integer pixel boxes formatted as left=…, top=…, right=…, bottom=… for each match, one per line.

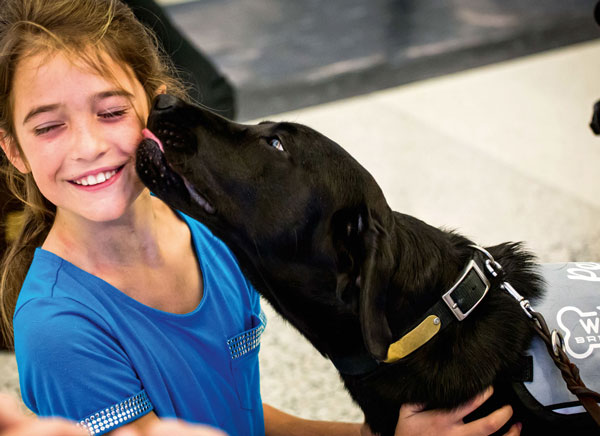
left=245, top=279, right=266, bottom=327
left=13, top=296, right=153, bottom=434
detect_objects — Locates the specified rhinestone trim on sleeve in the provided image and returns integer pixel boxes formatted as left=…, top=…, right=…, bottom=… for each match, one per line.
left=227, top=310, right=267, bottom=359
left=77, top=390, right=153, bottom=435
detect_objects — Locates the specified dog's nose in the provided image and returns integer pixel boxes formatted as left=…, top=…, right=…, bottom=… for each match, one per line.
left=153, top=94, right=178, bottom=111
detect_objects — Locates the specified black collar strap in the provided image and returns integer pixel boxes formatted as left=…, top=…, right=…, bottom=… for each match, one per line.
left=331, top=248, right=492, bottom=375
left=383, top=251, right=491, bottom=363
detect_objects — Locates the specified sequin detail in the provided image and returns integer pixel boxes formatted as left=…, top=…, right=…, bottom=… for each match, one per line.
left=77, top=390, right=152, bottom=435
left=227, top=311, right=266, bottom=359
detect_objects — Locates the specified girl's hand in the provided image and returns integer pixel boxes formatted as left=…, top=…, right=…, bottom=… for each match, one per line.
left=361, top=387, right=521, bottom=436
left=112, top=419, right=227, bottom=436
left=0, top=394, right=87, bottom=436
left=0, top=394, right=29, bottom=431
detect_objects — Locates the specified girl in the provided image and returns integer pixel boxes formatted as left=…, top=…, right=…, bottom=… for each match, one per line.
left=0, top=1, right=519, bottom=435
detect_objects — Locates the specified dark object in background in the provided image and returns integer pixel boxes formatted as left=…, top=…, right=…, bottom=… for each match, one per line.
left=592, top=2, right=600, bottom=135
left=125, top=0, right=237, bottom=120
left=590, top=101, right=600, bottom=134
left=0, top=154, right=21, bottom=351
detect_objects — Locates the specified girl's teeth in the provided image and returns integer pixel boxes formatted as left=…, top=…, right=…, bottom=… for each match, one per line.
left=75, top=170, right=117, bottom=186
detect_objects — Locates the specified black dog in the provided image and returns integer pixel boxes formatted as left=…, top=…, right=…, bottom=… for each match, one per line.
left=136, top=95, right=547, bottom=435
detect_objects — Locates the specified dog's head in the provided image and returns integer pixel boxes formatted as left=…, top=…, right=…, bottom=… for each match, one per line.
left=136, top=94, right=396, bottom=358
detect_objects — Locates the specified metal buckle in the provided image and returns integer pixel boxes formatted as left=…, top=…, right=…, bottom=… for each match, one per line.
left=442, top=260, right=490, bottom=321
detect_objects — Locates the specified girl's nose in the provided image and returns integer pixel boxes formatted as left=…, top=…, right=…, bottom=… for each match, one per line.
left=71, top=123, right=108, bottom=161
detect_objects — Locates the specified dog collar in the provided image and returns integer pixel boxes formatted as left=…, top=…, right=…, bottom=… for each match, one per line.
left=383, top=249, right=491, bottom=363
left=331, top=247, right=493, bottom=375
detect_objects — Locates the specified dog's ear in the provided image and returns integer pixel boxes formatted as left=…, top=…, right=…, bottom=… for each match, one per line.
left=331, top=207, right=394, bottom=361
left=358, top=213, right=395, bottom=361
left=331, top=207, right=367, bottom=309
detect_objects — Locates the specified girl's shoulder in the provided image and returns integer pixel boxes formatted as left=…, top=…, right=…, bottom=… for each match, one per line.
left=14, top=248, right=110, bottom=326
left=17, top=248, right=69, bottom=302
left=13, top=250, right=118, bottom=366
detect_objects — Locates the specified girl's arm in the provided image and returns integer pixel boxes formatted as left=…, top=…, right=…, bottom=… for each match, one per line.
left=264, top=387, right=522, bottom=436
left=263, top=404, right=362, bottom=436
left=106, top=411, right=161, bottom=436
left=107, top=389, right=521, bottom=436
left=110, top=412, right=226, bottom=436
left=0, top=394, right=86, bottom=436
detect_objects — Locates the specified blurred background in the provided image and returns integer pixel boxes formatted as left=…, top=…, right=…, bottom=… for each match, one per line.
left=2, top=0, right=600, bottom=427
left=156, top=0, right=599, bottom=120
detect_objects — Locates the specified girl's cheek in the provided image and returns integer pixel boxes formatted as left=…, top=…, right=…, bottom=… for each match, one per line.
left=107, top=125, right=143, bottom=152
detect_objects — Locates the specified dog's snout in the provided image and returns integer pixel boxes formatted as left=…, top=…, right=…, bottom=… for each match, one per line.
left=153, top=94, right=179, bottom=111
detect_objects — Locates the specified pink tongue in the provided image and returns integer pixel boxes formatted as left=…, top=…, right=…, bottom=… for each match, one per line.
left=142, top=128, right=164, bottom=152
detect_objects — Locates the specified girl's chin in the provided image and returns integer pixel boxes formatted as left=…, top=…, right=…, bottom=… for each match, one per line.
left=52, top=180, right=149, bottom=225
left=64, top=195, right=145, bottom=224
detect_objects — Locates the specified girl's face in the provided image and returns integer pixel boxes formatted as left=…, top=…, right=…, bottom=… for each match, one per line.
left=3, top=49, right=151, bottom=224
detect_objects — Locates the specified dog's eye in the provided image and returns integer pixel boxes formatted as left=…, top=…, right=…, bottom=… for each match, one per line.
left=269, top=138, right=284, bottom=152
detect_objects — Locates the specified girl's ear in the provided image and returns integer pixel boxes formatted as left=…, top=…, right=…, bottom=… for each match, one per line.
left=0, top=132, right=30, bottom=174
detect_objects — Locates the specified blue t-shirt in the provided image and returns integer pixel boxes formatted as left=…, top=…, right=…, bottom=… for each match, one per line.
left=13, top=213, right=265, bottom=436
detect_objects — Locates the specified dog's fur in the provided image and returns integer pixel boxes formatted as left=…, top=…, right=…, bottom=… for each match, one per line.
left=136, top=95, right=546, bottom=435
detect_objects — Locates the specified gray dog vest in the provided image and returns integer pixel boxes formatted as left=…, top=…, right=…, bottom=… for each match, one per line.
left=515, top=262, right=600, bottom=421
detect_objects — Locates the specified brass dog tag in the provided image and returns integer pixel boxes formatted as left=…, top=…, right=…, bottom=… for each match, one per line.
left=384, top=315, right=441, bottom=363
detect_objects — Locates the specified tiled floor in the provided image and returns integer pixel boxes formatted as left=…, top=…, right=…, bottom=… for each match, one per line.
left=1, top=30, right=600, bottom=431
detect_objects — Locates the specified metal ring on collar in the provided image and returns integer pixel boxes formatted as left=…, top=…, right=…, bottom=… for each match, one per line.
left=469, top=244, right=494, bottom=261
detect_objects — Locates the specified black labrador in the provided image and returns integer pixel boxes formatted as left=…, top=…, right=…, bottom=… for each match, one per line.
left=136, top=95, right=547, bottom=435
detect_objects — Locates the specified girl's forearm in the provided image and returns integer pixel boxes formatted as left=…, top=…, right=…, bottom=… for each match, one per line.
left=263, top=403, right=363, bottom=436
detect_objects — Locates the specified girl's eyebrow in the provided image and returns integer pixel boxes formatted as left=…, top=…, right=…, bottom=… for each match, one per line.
left=22, top=104, right=60, bottom=126
left=22, top=89, right=135, bottom=126
left=93, top=89, right=135, bottom=103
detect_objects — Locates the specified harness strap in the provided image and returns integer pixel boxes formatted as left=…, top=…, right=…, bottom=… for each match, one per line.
left=473, top=246, right=600, bottom=428
left=530, top=311, right=600, bottom=428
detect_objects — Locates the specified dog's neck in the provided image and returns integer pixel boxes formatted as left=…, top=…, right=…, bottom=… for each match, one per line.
left=331, top=214, right=488, bottom=374
left=288, top=212, right=482, bottom=374
left=385, top=212, right=475, bottom=336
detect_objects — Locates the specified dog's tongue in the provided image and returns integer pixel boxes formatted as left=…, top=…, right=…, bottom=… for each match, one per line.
left=142, top=128, right=164, bottom=152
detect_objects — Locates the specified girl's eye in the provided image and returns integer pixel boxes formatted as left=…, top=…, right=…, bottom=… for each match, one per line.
left=99, top=108, right=128, bottom=119
left=269, top=138, right=284, bottom=151
left=34, top=123, right=64, bottom=136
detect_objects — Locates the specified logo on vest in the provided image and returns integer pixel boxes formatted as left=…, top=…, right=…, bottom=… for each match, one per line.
left=556, top=262, right=600, bottom=359
left=557, top=306, right=600, bottom=359
left=566, top=262, right=600, bottom=283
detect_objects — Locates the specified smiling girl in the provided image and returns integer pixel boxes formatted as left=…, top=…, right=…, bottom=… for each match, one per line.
left=0, top=1, right=520, bottom=436
left=0, top=2, right=256, bottom=435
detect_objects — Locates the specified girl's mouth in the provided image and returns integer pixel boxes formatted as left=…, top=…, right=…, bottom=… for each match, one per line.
left=70, top=165, right=126, bottom=189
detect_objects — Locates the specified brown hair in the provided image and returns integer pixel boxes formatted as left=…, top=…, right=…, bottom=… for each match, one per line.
left=0, top=0, right=187, bottom=348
